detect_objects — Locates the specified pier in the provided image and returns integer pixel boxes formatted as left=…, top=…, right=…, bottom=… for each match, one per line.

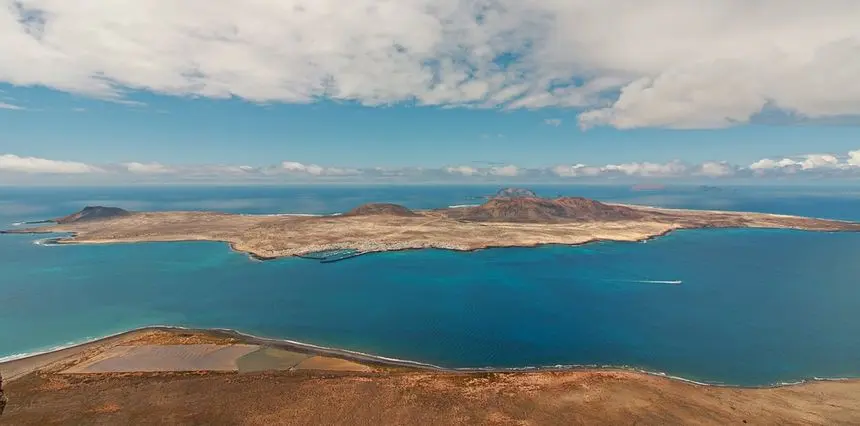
left=296, top=248, right=367, bottom=263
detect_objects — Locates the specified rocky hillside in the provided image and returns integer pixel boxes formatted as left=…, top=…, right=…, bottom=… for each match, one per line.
left=444, top=196, right=649, bottom=223
left=343, top=203, right=418, bottom=217
left=55, top=206, right=132, bottom=224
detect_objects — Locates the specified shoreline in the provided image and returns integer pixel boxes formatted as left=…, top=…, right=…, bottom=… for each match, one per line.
left=7, top=218, right=856, bottom=263
left=5, top=199, right=860, bottom=262
left=8, top=229, right=665, bottom=262
left=2, top=324, right=857, bottom=389
left=10, top=226, right=690, bottom=262
left=18, top=225, right=820, bottom=263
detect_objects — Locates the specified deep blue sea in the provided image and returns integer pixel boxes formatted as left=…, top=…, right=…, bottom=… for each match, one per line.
left=1, top=184, right=859, bottom=386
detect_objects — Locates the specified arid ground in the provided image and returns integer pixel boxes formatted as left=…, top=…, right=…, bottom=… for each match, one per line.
left=1, top=328, right=859, bottom=425
left=6, top=197, right=860, bottom=260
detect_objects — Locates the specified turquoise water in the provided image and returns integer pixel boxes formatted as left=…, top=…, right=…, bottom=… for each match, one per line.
left=2, top=185, right=860, bottom=385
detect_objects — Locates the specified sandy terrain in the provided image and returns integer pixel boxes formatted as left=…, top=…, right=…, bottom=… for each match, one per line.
left=2, top=328, right=859, bottom=425
left=5, top=202, right=859, bottom=260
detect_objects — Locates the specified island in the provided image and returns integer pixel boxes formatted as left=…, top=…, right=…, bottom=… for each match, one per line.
left=4, top=188, right=859, bottom=260
left=4, top=190, right=860, bottom=423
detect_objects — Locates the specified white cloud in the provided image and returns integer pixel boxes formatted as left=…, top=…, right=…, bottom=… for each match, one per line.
left=798, top=154, right=840, bottom=170
left=124, top=162, right=173, bottom=174
left=280, top=161, right=325, bottom=175
left=445, top=165, right=479, bottom=176
left=749, top=158, right=799, bottom=170
left=695, top=161, right=736, bottom=177
left=277, top=161, right=361, bottom=176
left=550, top=164, right=579, bottom=177
left=749, top=154, right=843, bottom=172
left=0, top=102, right=24, bottom=110
left=551, top=164, right=600, bottom=177
left=543, top=118, right=562, bottom=127
left=489, top=165, right=520, bottom=177
left=322, top=167, right=362, bottom=176
left=578, top=67, right=768, bottom=129
left=199, top=165, right=257, bottom=174
left=0, top=154, right=101, bottom=173
left=848, top=150, right=860, bottom=167
left=1, top=1, right=858, bottom=128
left=602, top=161, right=687, bottom=177
left=8, top=149, right=860, bottom=183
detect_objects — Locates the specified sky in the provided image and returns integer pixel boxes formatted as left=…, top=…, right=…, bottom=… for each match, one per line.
left=1, top=0, right=860, bottom=184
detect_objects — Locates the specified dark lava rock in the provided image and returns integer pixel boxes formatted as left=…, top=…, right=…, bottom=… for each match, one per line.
left=55, top=206, right=131, bottom=224
left=446, top=196, right=648, bottom=223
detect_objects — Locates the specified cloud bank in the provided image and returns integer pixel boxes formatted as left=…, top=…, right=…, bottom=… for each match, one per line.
left=1, top=0, right=859, bottom=128
left=5, top=150, right=860, bottom=184
left=0, top=154, right=102, bottom=174
left=0, top=101, right=24, bottom=110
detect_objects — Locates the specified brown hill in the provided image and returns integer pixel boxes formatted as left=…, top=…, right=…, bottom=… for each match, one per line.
left=55, top=206, right=131, bottom=224
left=444, top=197, right=648, bottom=223
left=343, top=203, right=418, bottom=217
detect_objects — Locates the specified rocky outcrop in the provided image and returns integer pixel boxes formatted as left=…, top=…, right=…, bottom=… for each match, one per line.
left=444, top=196, right=650, bottom=223
left=55, top=206, right=131, bottom=224
left=343, top=203, right=418, bottom=217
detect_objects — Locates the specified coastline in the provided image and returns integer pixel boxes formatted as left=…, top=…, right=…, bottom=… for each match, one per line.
left=4, top=203, right=860, bottom=391
left=2, top=324, right=857, bottom=389
left=5, top=211, right=860, bottom=422
left=7, top=201, right=860, bottom=262
left=8, top=216, right=857, bottom=261
left=9, top=225, right=837, bottom=266
left=13, top=226, right=684, bottom=262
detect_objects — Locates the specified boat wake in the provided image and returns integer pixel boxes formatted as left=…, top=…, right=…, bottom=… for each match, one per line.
left=607, top=279, right=682, bottom=285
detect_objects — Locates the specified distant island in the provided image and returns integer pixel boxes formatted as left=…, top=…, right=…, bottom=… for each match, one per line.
left=699, top=185, right=728, bottom=192
left=4, top=189, right=859, bottom=261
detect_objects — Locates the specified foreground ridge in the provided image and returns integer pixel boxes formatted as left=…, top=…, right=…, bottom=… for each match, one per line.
left=2, top=327, right=859, bottom=424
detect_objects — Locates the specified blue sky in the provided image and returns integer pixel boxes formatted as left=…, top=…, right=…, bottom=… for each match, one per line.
left=1, top=1, right=860, bottom=184
left=4, top=84, right=860, bottom=168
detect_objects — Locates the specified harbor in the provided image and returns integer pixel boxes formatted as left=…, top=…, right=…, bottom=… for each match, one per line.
left=296, top=248, right=368, bottom=263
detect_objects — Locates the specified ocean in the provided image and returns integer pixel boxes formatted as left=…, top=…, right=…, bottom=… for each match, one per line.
left=1, top=184, right=859, bottom=386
